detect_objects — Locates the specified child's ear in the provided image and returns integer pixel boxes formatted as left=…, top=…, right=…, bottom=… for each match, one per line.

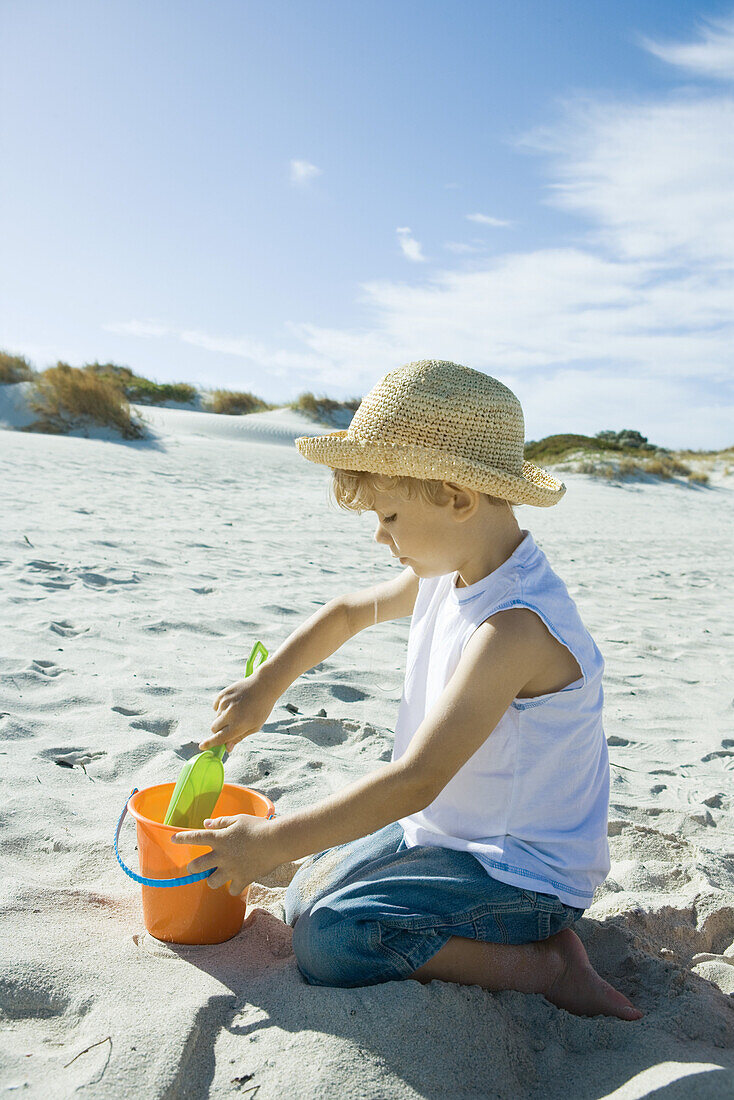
left=446, top=483, right=480, bottom=519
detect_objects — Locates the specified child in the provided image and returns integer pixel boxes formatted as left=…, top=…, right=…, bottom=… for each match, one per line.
left=172, top=359, right=642, bottom=1020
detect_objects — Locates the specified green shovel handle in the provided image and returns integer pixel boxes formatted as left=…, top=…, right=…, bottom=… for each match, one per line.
left=246, top=639, right=268, bottom=678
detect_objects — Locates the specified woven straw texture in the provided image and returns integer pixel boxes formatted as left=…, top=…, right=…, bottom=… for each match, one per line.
left=295, top=360, right=566, bottom=507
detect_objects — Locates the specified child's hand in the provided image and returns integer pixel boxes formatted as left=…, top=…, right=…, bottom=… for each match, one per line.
left=201, top=674, right=277, bottom=753
left=170, top=814, right=280, bottom=896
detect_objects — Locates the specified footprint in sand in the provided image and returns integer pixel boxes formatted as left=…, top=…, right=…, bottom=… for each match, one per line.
left=76, top=569, right=139, bottom=588
left=174, top=741, right=207, bottom=761
left=111, top=705, right=145, bottom=717
left=39, top=747, right=106, bottom=767
left=27, top=559, right=65, bottom=573
left=39, top=578, right=74, bottom=590
left=326, top=684, right=369, bottom=703
left=26, top=560, right=74, bottom=590
left=28, top=659, right=64, bottom=678
left=0, top=967, right=72, bottom=1020
left=144, top=620, right=223, bottom=636
left=279, top=716, right=350, bottom=747
left=130, top=717, right=179, bottom=737
left=49, top=620, right=90, bottom=637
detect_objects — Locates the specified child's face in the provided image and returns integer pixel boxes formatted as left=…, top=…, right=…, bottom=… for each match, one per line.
left=369, top=485, right=467, bottom=578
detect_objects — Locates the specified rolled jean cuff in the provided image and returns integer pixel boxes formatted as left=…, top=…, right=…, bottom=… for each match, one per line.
left=377, top=924, right=454, bottom=978
left=294, top=912, right=453, bottom=987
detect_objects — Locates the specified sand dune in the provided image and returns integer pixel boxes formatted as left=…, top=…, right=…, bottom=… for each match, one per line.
left=1, top=407, right=733, bottom=1097
left=0, top=380, right=338, bottom=445
left=133, top=402, right=340, bottom=446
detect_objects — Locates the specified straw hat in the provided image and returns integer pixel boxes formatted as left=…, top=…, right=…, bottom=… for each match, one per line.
left=294, top=359, right=566, bottom=508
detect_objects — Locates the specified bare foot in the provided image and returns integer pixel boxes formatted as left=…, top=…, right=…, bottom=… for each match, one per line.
left=543, top=928, right=643, bottom=1020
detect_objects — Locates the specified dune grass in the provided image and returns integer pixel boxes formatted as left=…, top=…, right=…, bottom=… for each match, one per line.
left=0, top=352, right=36, bottom=384
left=206, top=389, right=276, bottom=415
left=3, top=348, right=731, bottom=480
left=24, top=363, right=145, bottom=439
left=288, top=391, right=362, bottom=422
left=84, top=362, right=197, bottom=405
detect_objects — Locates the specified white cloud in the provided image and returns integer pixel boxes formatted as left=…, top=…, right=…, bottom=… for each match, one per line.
left=111, top=14, right=734, bottom=446
left=289, top=159, right=322, bottom=184
left=640, top=13, right=734, bottom=80
left=291, top=247, right=731, bottom=382
left=177, top=328, right=322, bottom=376
left=102, top=320, right=323, bottom=379
left=467, top=213, right=514, bottom=227
left=520, top=95, right=734, bottom=264
left=396, top=227, right=427, bottom=262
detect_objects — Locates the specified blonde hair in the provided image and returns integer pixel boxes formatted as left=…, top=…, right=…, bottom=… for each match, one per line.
left=330, top=468, right=519, bottom=514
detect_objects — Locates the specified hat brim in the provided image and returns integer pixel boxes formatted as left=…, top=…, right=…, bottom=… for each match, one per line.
left=294, top=431, right=566, bottom=508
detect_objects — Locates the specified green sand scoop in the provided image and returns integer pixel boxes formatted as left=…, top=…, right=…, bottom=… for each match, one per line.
left=163, top=640, right=269, bottom=829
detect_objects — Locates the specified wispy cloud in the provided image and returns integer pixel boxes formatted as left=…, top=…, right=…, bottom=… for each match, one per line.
left=286, top=16, right=734, bottom=443
left=640, top=13, right=734, bottom=80
left=396, top=227, right=427, bottom=262
left=466, top=213, right=514, bottom=227
left=112, top=13, right=734, bottom=445
left=289, top=158, right=322, bottom=185
left=103, top=320, right=323, bottom=378
left=520, top=95, right=734, bottom=264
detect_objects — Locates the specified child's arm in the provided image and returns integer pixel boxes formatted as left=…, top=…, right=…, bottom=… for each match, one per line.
left=175, top=608, right=541, bottom=894
left=201, top=567, right=418, bottom=751
left=271, top=608, right=537, bottom=854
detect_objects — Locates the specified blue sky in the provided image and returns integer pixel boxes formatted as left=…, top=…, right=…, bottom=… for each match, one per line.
left=2, top=0, right=733, bottom=448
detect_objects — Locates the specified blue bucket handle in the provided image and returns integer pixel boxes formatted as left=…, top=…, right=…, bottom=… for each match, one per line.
left=114, top=788, right=276, bottom=889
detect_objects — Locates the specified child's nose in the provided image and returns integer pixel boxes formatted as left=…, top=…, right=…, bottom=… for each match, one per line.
left=374, top=521, right=392, bottom=547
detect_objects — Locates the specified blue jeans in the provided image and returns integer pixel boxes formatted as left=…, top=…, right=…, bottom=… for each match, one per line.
left=284, top=821, right=585, bottom=988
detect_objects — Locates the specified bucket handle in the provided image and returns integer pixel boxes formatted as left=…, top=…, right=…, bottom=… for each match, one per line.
left=114, top=789, right=276, bottom=888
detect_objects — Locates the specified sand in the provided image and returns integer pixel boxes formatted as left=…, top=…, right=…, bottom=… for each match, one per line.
left=1, top=397, right=733, bottom=1098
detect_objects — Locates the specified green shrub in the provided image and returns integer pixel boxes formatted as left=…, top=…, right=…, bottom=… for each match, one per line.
left=594, top=429, right=655, bottom=450
left=525, top=431, right=664, bottom=464
left=25, top=362, right=144, bottom=439
left=0, top=351, right=36, bottom=384
left=524, top=433, right=621, bottom=462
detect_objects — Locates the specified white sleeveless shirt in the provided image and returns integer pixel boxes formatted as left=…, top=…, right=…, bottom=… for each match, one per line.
left=391, top=529, right=610, bottom=909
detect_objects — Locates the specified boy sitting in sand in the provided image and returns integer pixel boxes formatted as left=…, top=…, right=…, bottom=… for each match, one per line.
left=172, top=359, right=642, bottom=1021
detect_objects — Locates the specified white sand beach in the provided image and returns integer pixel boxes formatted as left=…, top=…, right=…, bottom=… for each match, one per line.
left=1, top=403, right=733, bottom=1098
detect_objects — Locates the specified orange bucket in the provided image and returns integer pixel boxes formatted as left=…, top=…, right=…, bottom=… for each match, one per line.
left=115, top=781, right=275, bottom=945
